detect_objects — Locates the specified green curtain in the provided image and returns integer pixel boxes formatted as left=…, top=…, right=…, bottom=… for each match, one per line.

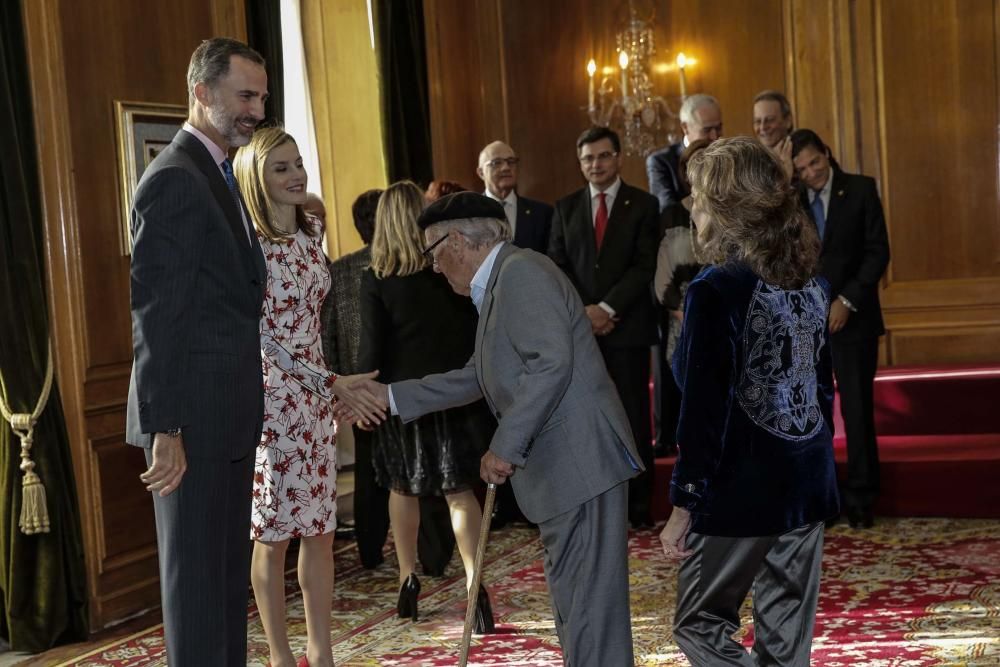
left=246, top=0, right=285, bottom=125
left=373, top=0, right=434, bottom=186
left=0, top=1, right=88, bottom=651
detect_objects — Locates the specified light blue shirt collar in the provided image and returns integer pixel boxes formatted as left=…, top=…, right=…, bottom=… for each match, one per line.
left=470, top=242, right=505, bottom=313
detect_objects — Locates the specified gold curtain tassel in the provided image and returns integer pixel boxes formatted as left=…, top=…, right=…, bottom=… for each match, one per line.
left=2, top=343, right=55, bottom=535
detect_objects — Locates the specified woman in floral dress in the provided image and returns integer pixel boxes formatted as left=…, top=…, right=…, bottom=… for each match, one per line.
left=234, top=127, right=383, bottom=667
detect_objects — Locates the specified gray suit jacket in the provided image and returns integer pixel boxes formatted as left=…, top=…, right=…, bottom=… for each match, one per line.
left=126, top=129, right=266, bottom=460
left=392, top=244, right=643, bottom=523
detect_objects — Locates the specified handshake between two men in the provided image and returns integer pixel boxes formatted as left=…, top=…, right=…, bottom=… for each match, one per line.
left=331, top=374, right=515, bottom=485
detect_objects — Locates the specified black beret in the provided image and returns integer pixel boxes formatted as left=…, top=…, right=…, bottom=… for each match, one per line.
left=417, top=192, right=506, bottom=230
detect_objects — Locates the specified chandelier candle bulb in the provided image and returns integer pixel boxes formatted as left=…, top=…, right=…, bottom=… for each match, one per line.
left=619, top=51, right=629, bottom=97
left=677, top=52, right=688, bottom=99
left=587, top=59, right=597, bottom=108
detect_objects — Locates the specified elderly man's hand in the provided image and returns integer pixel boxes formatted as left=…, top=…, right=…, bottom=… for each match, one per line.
left=480, top=450, right=514, bottom=485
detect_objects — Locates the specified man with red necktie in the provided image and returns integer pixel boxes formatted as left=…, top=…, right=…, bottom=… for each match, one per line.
left=548, top=126, right=660, bottom=528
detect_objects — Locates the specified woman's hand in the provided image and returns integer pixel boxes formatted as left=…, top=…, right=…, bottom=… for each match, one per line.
left=659, top=507, right=694, bottom=560
left=332, top=371, right=388, bottom=426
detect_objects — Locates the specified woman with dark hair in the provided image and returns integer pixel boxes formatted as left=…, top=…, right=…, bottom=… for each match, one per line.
left=234, top=126, right=385, bottom=667
left=358, top=180, right=496, bottom=632
left=659, top=136, right=839, bottom=666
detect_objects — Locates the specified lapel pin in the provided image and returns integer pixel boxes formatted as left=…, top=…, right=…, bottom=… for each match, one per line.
left=838, top=190, right=845, bottom=196
left=525, top=209, right=531, bottom=215
left=625, top=200, right=630, bottom=206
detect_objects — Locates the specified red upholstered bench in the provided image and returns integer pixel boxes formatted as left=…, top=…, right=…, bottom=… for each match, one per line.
left=653, top=365, right=1000, bottom=522
left=832, top=365, right=1000, bottom=518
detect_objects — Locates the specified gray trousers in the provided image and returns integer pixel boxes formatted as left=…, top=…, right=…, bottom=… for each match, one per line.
left=538, top=481, right=635, bottom=667
left=673, top=521, right=824, bottom=667
left=146, top=449, right=254, bottom=666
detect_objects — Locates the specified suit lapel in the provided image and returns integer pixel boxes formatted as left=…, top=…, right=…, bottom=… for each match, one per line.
left=575, top=187, right=598, bottom=262
left=824, top=170, right=848, bottom=247
left=175, top=131, right=258, bottom=273
left=600, top=181, right=633, bottom=260
left=474, top=243, right=514, bottom=413
left=514, top=197, right=527, bottom=246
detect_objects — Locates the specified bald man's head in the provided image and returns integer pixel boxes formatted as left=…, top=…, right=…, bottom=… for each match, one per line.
left=476, top=140, right=519, bottom=199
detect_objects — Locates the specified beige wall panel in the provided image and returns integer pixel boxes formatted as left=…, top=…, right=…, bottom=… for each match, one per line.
left=302, top=0, right=386, bottom=257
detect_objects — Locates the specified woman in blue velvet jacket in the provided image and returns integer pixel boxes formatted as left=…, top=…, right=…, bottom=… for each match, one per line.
left=659, top=136, right=839, bottom=666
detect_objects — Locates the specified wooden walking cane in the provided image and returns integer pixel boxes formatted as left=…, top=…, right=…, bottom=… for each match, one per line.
left=459, top=482, right=497, bottom=667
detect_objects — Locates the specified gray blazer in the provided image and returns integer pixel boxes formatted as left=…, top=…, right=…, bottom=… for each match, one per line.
left=393, top=244, right=642, bottom=523
left=125, top=129, right=266, bottom=460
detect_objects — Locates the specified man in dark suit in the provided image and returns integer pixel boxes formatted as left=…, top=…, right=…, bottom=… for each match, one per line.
left=476, top=140, right=553, bottom=254
left=125, top=38, right=268, bottom=665
left=792, top=129, right=891, bottom=529
left=645, top=93, right=723, bottom=216
left=548, top=126, right=660, bottom=528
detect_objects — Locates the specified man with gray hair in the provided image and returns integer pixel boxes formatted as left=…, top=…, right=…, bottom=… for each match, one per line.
left=346, top=192, right=643, bottom=666
left=646, top=93, right=723, bottom=213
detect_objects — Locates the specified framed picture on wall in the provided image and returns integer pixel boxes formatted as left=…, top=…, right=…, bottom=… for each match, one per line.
left=114, top=100, right=186, bottom=254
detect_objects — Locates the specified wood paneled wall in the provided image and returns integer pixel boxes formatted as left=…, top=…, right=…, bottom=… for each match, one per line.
left=23, top=0, right=247, bottom=630
left=424, top=0, right=1000, bottom=366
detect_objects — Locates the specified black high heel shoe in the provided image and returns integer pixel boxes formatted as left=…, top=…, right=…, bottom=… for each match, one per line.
left=397, top=573, right=421, bottom=621
left=473, top=584, right=495, bottom=634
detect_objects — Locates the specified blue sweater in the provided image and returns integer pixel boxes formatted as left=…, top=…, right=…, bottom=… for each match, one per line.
left=671, top=262, right=840, bottom=537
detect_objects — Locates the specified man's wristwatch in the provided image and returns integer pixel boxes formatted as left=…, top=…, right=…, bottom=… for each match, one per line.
left=159, top=428, right=182, bottom=437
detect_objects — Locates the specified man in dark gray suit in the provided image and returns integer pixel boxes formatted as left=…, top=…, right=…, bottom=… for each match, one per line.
left=347, top=193, right=643, bottom=666
left=125, top=38, right=268, bottom=665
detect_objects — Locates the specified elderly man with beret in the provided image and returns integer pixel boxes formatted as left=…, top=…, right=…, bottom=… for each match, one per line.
left=345, top=192, right=643, bottom=666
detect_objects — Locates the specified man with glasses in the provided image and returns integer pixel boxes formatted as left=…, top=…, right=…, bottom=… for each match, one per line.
left=753, top=89, right=795, bottom=178
left=548, top=126, right=660, bottom=529
left=344, top=192, right=643, bottom=666
left=476, top=140, right=553, bottom=253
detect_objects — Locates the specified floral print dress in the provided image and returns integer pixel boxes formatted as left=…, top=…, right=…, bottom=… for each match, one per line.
left=251, top=226, right=338, bottom=541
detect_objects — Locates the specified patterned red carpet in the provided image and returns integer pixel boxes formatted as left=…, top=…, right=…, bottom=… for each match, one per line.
left=59, top=518, right=1000, bottom=666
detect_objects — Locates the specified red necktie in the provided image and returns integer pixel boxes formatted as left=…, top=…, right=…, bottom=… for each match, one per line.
left=594, top=192, right=608, bottom=250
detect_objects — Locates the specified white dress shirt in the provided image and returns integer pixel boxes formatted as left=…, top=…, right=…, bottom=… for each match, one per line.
left=485, top=189, right=517, bottom=238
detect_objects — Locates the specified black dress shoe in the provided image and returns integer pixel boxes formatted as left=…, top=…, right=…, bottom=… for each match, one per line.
left=397, top=573, right=421, bottom=621
left=489, top=508, right=509, bottom=531
left=473, top=585, right=496, bottom=634
left=824, top=514, right=840, bottom=529
left=847, top=507, right=874, bottom=529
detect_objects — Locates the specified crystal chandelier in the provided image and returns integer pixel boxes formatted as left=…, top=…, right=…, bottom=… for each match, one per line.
left=585, top=3, right=683, bottom=157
